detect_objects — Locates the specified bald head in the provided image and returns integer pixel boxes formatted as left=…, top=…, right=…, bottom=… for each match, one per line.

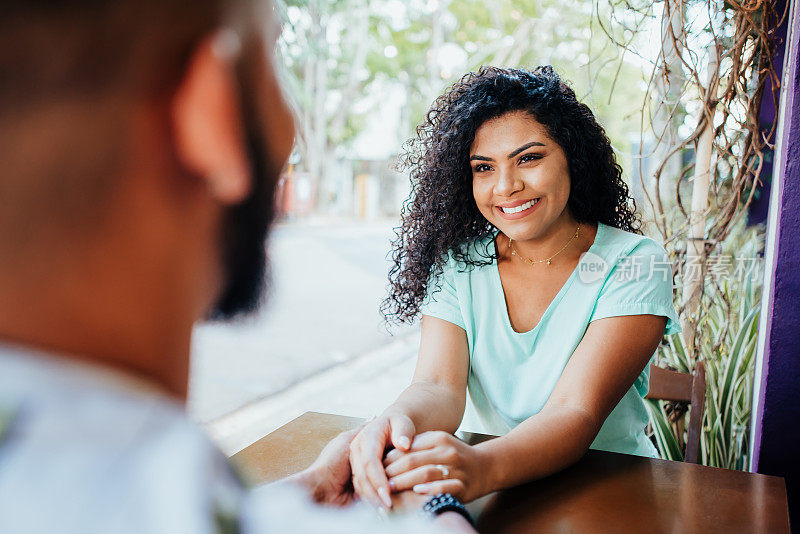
left=0, top=1, right=230, bottom=107
left=0, top=0, right=237, bottom=255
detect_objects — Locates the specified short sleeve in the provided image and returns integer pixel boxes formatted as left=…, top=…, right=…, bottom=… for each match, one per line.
left=420, top=254, right=466, bottom=330
left=589, top=239, right=681, bottom=336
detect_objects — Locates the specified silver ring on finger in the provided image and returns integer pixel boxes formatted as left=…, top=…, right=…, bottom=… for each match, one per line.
left=434, top=464, right=450, bottom=479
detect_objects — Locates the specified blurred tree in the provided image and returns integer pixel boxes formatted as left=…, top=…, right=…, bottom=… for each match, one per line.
left=276, top=0, right=374, bottom=209
left=275, top=0, right=650, bottom=208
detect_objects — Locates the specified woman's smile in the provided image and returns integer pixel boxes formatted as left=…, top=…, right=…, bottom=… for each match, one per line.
left=496, top=197, right=543, bottom=219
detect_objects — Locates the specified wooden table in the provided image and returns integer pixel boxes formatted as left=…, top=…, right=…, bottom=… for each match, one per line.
left=231, top=412, right=790, bottom=533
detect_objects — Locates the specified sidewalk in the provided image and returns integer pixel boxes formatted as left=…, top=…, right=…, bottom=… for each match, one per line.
left=205, top=329, right=420, bottom=455
left=188, top=219, right=414, bottom=424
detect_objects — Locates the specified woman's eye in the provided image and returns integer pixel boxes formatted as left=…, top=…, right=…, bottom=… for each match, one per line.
left=473, top=164, right=491, bottom=173
left=519, top=153, right=542, bottom=164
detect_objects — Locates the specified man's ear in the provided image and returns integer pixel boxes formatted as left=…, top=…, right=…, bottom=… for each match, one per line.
left=171, top=31, right=250, bottom=205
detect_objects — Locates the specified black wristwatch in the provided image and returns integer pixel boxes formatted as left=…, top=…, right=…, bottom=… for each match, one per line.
left=422, top=493, right=475, bottom=527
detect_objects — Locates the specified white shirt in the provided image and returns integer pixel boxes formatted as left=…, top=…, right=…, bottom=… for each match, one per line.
left=0, top=343, right=436, bottom=533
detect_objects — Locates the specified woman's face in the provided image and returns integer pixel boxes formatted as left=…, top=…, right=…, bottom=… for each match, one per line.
left=470, top=110, right=573, bottom=242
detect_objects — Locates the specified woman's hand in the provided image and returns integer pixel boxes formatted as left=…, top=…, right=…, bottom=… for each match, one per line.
left=349, top=412, right=416, bottom=509
left=383, top=431, right=494, bottom=503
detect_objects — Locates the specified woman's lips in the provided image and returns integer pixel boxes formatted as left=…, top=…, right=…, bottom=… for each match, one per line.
left=495, top=198, right=542, bottom=220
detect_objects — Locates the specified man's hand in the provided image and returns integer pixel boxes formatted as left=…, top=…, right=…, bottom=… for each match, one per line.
left=289, top=427, right=361, bottom=506
left=389, top=488, right=428, bottom=513
left=392, top=490, right=477, bottom=533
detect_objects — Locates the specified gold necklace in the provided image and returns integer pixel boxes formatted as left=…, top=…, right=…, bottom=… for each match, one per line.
left=508, top=223, right=581, bottom=265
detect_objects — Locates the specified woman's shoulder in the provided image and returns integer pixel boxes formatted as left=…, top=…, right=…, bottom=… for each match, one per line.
left=590, top=223, right=674, bottom=293
left=594, top=223, right=669, bottom=261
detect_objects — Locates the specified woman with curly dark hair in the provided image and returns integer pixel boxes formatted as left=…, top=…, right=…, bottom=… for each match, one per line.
left=348, top=66, right=681, bottom=510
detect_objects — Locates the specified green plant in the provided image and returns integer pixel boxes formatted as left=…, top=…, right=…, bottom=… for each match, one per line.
left=648, top=224, right=763, bottom=469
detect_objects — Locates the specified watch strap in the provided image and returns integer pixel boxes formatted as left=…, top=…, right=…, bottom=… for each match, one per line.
left=422, top=492, right=475, bottom=527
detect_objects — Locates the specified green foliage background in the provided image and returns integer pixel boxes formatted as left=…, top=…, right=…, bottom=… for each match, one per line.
left=648, top=222, right=764, bottom=469
left=276, top=0, right=649, bottom=179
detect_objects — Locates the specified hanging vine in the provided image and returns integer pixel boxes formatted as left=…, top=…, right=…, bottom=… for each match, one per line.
left=592, top=0, right=786, bottom=468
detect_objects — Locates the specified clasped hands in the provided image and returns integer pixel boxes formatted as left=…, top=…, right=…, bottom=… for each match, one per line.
left=349, top=413, right=492, bottom=510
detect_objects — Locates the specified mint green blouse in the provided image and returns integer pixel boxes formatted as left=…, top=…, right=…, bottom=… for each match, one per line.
left=420, top=222, right=681, bottom=457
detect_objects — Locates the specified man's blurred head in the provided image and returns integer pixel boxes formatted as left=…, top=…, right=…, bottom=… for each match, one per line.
left=0, top=0, right=294, bottom=323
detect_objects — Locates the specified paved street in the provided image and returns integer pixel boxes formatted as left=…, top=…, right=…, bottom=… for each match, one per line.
left=188, top=218, right=418, bottom=449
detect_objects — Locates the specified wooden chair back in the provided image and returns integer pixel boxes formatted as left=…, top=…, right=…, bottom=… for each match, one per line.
left=645, top=361, right=706, bottom=463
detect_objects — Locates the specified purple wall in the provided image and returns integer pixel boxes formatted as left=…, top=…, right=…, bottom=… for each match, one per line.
left=752, top=0, right=800, bottom=524
left=747, top=2, right=787, bottom=227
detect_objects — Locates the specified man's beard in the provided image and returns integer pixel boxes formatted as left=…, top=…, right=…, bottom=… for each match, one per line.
left=209, top=60, right=282, bottom=321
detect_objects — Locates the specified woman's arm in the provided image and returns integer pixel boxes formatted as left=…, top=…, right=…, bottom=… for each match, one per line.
left=386, top=315, right=470, bottom=433
left=349, top=315, right=470, bottom=508
left=384, top=313, right=667, bottom=502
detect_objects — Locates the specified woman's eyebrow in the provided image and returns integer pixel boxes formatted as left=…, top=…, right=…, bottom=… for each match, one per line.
left=469, top=140, right=546, bottom=162
left=507, top=141, right=545, bottom=159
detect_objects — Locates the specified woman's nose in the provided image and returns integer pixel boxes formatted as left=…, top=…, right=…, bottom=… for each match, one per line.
left=494, top=167, right=523, bottom=197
